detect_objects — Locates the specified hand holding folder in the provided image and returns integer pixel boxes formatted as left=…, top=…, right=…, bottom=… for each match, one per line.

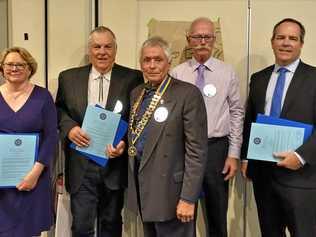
left=247, top=114, right=313, bottom=162
left=70, top=105, right=128, bottom=167
left=0, top=134, right=39, bottom=187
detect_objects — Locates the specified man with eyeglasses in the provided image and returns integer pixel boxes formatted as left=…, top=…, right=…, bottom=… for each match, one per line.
left=171, top=17, right=244, bottom=237
left=56, top=26, right=143, bottom=237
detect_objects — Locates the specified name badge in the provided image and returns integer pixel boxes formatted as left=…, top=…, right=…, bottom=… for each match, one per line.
left=113, top=100, right=123, bottom=113
left=203, top=84, right=217, bottom=97
left=154, top=107, right=168, bottom=123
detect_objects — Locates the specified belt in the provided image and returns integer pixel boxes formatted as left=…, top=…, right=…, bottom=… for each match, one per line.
left=208, top=136, right=227, bottom=143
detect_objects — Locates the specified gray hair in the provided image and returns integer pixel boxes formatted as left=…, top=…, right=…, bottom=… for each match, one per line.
left=88, top=26, right=117, bottom=48
left=140, top=36, right=172, bottom=63
left=187, top=17, right=214, bottom=36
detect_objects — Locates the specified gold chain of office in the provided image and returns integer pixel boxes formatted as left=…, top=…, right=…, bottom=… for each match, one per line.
left=128, top=76, right=171, bottom=157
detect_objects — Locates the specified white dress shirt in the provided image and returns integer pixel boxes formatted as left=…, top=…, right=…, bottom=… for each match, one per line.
left=88, top=66, right=111, bottom=108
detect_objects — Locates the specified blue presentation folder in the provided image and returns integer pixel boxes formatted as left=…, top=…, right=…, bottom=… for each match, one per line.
left=70, top=106, right=128, bottom=167
left=0, top=133, right=39, bottom=188
left=256, top=114, right=313, bottom=141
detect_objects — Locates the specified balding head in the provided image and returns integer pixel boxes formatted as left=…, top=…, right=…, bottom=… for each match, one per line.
left=187, top=17, right=215, bottom=64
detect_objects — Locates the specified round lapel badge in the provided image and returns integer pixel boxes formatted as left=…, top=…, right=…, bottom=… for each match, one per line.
left=154, top=107, right=168, bottom=123
left=113, top=100, right=123, bottom=114
left=203, top=84, right=217, bottom=97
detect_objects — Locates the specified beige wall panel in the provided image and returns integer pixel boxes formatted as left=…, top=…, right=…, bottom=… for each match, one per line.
left=250, top=0, right=316, bottom=75
left=9, top=0, right=45, bottom=87
left=48, top=0, right=91, bottom=98
left=101, top=0, right=139, bottom=69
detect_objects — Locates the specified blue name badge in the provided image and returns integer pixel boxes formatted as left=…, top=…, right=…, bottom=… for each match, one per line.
left=0, top=133, right=39, bottom=188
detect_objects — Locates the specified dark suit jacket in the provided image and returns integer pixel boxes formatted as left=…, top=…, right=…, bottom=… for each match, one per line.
left=242, top=61, right=316, bottom=188
left=56, top=63, right=143, bottom=194
left=126, top=77, right=208, bottom=222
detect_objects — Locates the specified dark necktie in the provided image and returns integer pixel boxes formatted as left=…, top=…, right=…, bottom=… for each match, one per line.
left=196, top=64, right=205, bottom=92
left=98, top=75, right=104, bottom=102
left=270, top=67, right=288, bottom=117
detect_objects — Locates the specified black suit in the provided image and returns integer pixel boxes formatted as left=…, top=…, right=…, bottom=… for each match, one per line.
left=242, top=61, right=316, bottom=237
left=56, top=63, right=143, bottom=237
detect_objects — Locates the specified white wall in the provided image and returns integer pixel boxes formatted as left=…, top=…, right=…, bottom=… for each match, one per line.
left=47, top=0, right=91, bottom=98
left=8, top=0, right=45, bottom=87
left=101, top=0, right=139, bottom=68
left=250, top=0, right=316, bottom=74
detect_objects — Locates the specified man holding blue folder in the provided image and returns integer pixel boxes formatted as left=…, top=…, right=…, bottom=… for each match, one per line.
left=242, top=18, right=316, bottom=237
left=56, top=26, right=143, bottom=237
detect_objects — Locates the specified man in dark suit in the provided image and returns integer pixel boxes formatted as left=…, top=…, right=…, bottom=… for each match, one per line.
left=55, top=26, right=143, bottom=237
left=241, top=18, right=316, bottom=237
left=124, top=36, right=207, bottom=237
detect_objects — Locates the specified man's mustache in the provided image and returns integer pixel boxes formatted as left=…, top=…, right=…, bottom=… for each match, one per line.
left=186, top=45, right=212, bottom=51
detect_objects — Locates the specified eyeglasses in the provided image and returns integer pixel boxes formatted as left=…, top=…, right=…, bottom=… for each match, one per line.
left=2, top=62, right=28, bottom=70
left=189, top=34, right=216, bottom=42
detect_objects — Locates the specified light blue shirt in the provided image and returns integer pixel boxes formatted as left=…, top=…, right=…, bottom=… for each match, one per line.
left=264, top=58, right=305, bottom=165
left=264, top=58, right=300, bottom=115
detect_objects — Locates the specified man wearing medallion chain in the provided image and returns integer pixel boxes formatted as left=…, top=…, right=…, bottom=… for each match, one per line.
left=171, top=17, right=244, bottom=237
left=56, top=26, right=143, bottom=237
left=125, top=36, right=208, bottom=237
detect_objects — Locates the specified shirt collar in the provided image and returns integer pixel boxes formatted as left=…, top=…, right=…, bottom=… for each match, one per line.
left=91, top=66, right=112, bottom=81
left=190, top=57, right=215, bottom=72
left=274, top=58, right=300, bottom=74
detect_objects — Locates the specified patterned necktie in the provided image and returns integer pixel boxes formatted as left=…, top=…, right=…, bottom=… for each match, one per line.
left=98, top=75, right=104, bottom=102
left=196, top=64, right=205, bottom=91
left=270, top=67, right=288, bottom=117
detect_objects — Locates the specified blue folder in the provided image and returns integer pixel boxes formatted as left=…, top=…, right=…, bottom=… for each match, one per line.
left=256, top=114, right=313, bottom=141
left=70, top=105, right=128, bottom=167
left=0, top=133, right=39, bottom=188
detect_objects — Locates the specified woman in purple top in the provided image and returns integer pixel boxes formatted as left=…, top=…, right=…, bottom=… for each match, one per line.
left=0, top=47, right=57, bottom=237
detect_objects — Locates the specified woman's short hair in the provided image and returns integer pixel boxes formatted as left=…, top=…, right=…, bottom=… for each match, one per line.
left=0, top=47, right=38, bottom=78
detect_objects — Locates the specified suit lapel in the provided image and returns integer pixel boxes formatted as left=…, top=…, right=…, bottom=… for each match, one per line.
left=106, top=63, right=123, bottom=111
left=281, top=61, right=305, bottom=116
left=258, top=67, right=273, bottom=113
left=139, top=82, right=176, bottom=172
left=75, top=65, right=90, bottom=118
